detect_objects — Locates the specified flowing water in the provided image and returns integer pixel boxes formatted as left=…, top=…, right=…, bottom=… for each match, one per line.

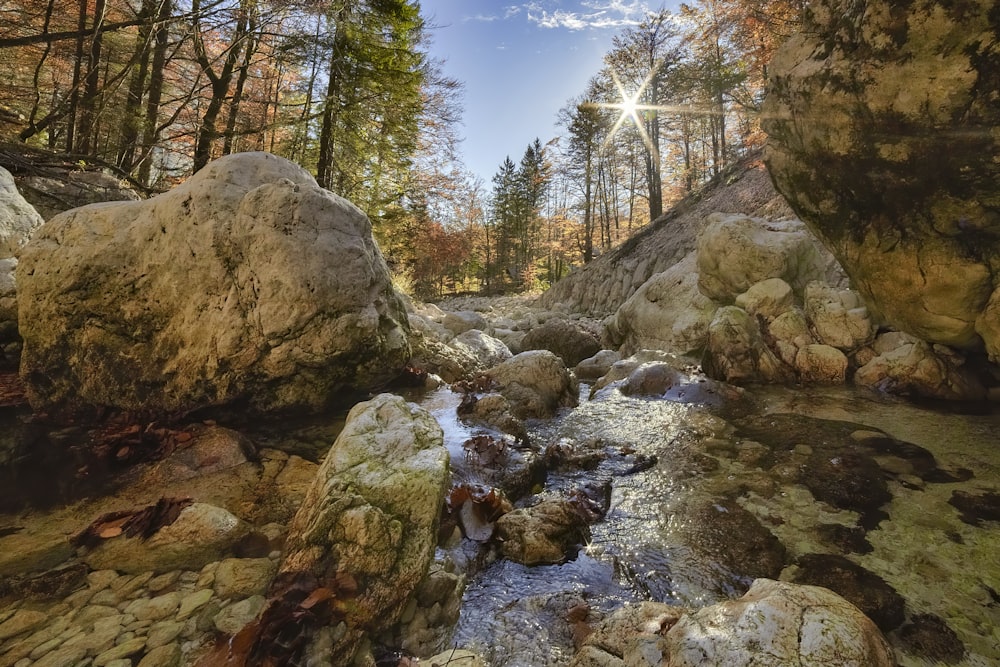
left=420, top=382, right=1000, bottom=667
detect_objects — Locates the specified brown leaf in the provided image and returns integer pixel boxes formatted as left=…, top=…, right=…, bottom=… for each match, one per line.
left=299, top=587, right=335, bottom=610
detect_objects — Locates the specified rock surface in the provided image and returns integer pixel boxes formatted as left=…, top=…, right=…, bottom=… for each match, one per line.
left=763, top=0, right=1000, bottom=360
left=486, top=350, right=579, bottom=419
left=665, top=579, right=895, bottom=666
left=495, top=499, right=590, bottom=565
left=0, top=166, right=44, bottom=338
left=17, top=151, right=410, bottom=416
left=520, top=318, right=602, bottom=366
left=277, top=393, right=449, bottom=664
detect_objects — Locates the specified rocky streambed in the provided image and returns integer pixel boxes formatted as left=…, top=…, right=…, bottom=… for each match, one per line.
left=1, top=328, right=997, bottom=667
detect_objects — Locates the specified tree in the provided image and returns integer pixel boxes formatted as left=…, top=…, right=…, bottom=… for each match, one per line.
left=604, top=10, right=683, bottom=221
left=559, top=95, right=608, bottom=263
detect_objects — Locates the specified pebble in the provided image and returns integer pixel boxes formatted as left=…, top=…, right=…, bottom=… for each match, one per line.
left=93, top=637, right=147, bottom=666
left=145, top=621, right=183, bottom=649
left=212, top=558, right=275, bottom=599
left=31, top=646, right=88, bottom=667
left=176, top=589, right=213, bottom=620
left=125, top=592, right=181, bottom=622
left=213, top=595, right=266, bottom=635
left=137, top=643, right=181, bottom=667
left=147, top=571, right=181, bottom=593
left=74, top=605, right=119, bottom=625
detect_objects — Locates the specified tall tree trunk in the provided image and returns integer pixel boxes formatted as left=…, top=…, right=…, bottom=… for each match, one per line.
left=66, top=0, right=88, bottom=152
left=223, top=5, right=258, bottom=155
left=118, top=0, right=156, bottom=169
left=317, top=5, right=352, bottom=190
left=138, top=0, right=173, bottom=185
left=76, top=0, right=107, bottom=155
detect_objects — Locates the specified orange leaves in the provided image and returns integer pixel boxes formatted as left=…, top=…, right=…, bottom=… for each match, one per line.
left=71, top=496, right=194, bottom=549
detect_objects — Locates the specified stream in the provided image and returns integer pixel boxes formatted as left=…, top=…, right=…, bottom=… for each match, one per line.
left=410, top=380, right=1000, bottom=667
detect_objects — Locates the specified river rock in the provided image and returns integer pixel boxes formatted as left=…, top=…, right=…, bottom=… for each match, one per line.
left=766, top=307, right=815, bottom=367
left=734, top=277, right=795, bottom=321
left=763, top=0, right=1000, bottom=360
left=486, top=350, right=579, bottom=418
left=451, top=329, right=513, bottom=370
left=212, top=557, right=276, bottom=599
left=855, top=340, right=986, bottom=401
left=605, top=252, right=718, bottom=356
left=17, top=151, right=410, bottom=417
left=80, top=503, right=250, bottom=574
left=804, top=282, right=876, bottom=352
left=795, top=344, right=848, bottom=384
left=569, top=601, right=684, bottom=667
left=495, top=499, right=590, bottom=565
left=443, top=310, right=489, bottom=336
left=277, top=394, right=449, bottom=664
left=665, top=578, right=895, bottom=666
left=574, top=350, right=621, bottom=381
left=521, top=318, right=602, bottom=366
left=702, top=306, right=793, bottom=384
left=696, top=214, right=837, bottom=303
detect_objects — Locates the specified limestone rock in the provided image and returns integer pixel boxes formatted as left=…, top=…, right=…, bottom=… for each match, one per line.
left=212, top=557, right=277, bottom=599
left=409, top=334, right=480, bottom=382
left=569, top=602, right=684, bottom=667
left=443, top=310, right=489, bottom=336
left=855, top=340, right=985, bottom=401
left=734, top=278, right=794, bottom=321
left=81, top=503, right=249, bottom=574
left=804, top=282, right=876, bottom=352
left=486, top=350, right=579, bottom=418
left=696, top=214, right=837, bottom=303
left=763, top=0, right=1000, bottom=355
left=17, top=169, right=140, bottom=221
left=451, top=329, right=513, bottom=370
left=495, top=499, right=590, bottom=565
left=789, top=553, right=905, bottom=632
left=17, top=151, right=409, bottom=417
left=795, top=344, right=848, bottom=384
left=665, top=579, right=895, bottom=666
left=766, top=307, right=815, bottom=368
left=520, top=318, right=602, bottom=366
left=0, top=166, right=44, bottom=257
left=574, top=350, right=621, bottom=381
left=606, top=252, right=718, bottom=356
left=702, top=306, right=793, bottom=385
left=278, top=394, right=449, bottom=664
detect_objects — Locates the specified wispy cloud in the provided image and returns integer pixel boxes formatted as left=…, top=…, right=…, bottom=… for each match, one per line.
left=521, top=0, right=653, bottom=30
left=464, top=13, right=500, bottom=22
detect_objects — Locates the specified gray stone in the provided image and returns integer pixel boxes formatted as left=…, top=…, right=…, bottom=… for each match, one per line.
left=486, top=350, right=578, bottom=418
left=442, top=310, right=489, bottom=336
left=17, top=151, right=410, bottom=416
left=574, top=350, right=621, bottom=381
left=124, top=592, right=181, bottom=622
left=145, top=621, right=184, bottom=650
left=176, top=589, right=213, bottom=620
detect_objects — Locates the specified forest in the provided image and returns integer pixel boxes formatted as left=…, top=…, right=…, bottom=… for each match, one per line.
left=0, top=0, right=803, bottom=299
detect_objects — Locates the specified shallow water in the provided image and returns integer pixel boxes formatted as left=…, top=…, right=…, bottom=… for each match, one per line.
left=432, top=383, right=1000, bottom=666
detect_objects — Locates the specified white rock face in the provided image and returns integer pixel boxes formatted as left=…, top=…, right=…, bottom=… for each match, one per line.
left=665, top=579, right=895, bottom=667
left=607, top=252, right=719, bottom=355
left=451, top=329, right=513, bottom=369
left=795, top=344, right=849, bottom=383
left=697, top=214, right=839, bottom=302
left=735, top=278, right=795, bottom=320
left=855, top=340, right=985, bottom=401
left=703, top=307, right=792, bottom=384
left=17, top=152, right=410, bottom=415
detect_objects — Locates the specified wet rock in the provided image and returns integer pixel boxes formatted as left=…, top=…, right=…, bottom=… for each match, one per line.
left=463, top=393, right=529, bottom=443
left=855, top=340, right=986, bottom=401
left=801, top=448, right=890, bottom=516
left=764, top=0, right=1000, bottom=356
left=665, top=579, right=895, bottom=666
left=816, top=524, right=873, bottom=555
left=486, top=350, right=578, bottom=419
left=766, top=307, right=814, bottom=367
left=409, top=335, right=480, bottom=383
left=569, top=601, right=683, bottom=667
left=620, top=362, right=683, bottom=397
left=495, top=499, right=591, bottom=566
left=696, top=214, right=839, bottom=303
left=425, top=648, right=487, bottom=666
left=679, top=498, right=786, bottom=594
left=789, top=553, right=905, bottom=631
left=604, top=252, right=718, bottom=356
left=521, top=318, right=602, bottom=366
left=948, top=490, right=1000, bottom=527
left=278, top=394, right=449, bottom=664
left=703, top=306, right=794, bottom=384
left=0, top=609, right=46, bottom=641
left=574, top=350, right=621, bottom=381
left=213, top=594, right=267, bottom=635
left=137, top=643, right=182, bottom=667
left=898, top=613, right=965, bottom=664
left=18, top=151, right=410, bottom=417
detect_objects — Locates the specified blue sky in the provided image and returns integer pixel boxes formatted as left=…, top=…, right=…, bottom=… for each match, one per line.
left=420, top=1, right=679, bottom=185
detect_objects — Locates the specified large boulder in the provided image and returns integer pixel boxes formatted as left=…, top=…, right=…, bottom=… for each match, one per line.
left=702, top=306, right=794, bottom=385
left=606, top=252, right=719, bottom=356
left=521, top=318, right=602, bottom=366
left=763, top=0, right=1000, bottom=360
left=17, top=152, right=410, bottom=416
left=0, top=166, right=44, bottom=339
left=486, top=350, right=579, bottom=418
left=15, top=169, right=140, bottom=221
left=696, top=214, right=841, bottom=303
left=665, top=579, right=895, bottom=666
left=278, top=394, right=449, bottom=665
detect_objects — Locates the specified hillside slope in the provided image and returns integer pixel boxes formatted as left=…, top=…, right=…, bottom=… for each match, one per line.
left=537, top=152, right=793, bottom=317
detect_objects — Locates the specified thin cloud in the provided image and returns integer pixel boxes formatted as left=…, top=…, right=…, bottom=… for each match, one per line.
left=522, top=0, right=652, bottom=30
left=464, top=13, right=500, bottom=22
